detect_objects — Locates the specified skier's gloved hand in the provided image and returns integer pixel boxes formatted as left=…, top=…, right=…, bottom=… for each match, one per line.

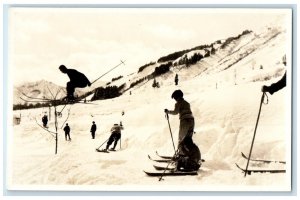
left=88, top=83, right=91, bottom=87
left=164, top=109, right=169, bottom=113
left=261, top=85, right=269, bottom=93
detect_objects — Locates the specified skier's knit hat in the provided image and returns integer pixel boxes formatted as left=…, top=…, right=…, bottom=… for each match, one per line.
left=171, top=90, right=183, bottom=99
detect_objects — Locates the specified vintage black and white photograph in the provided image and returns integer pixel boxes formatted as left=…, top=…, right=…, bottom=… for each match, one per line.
left=6, top=6, right=292, bottom=191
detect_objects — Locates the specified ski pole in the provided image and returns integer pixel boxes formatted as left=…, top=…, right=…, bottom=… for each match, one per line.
left=58, top=102, right=69, bottom=114
left=158, top=138, right=187, bottom=181
left=96, top=138, right=109, bottom=150
left=244, top=92, right=268, bottom=177
left=165, top=112, right=176, bottom=153
left=159, top=147, right=180, bottom=181
left=91, top=60, right=125, bottom=85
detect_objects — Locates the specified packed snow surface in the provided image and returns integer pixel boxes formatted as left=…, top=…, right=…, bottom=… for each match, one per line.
left=8, top=26, right=291, bottom=191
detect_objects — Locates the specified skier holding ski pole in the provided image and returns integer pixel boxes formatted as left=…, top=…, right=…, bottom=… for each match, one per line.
left=104, top=123, right=124, bottom=151
left=244, top=57, right=287, bottom=177
left=164, top=89, right=195, bottom=155
left=96, top=123, right=124, bottom=152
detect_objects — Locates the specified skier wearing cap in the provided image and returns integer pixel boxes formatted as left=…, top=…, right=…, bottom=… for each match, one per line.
left=90, top=121, right=97, bottom=139
left=164, top=89, right=194, bottom=154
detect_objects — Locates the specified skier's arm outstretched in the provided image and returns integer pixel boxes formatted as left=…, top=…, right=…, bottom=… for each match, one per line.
left=262, top=72, right=286, bottom=95
left=165, top=103, right=179, bottom=115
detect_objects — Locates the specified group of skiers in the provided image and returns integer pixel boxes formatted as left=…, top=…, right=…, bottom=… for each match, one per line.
left=61, top=121, right=123, bottom=151
left=57, top=59, right=287, bottom=172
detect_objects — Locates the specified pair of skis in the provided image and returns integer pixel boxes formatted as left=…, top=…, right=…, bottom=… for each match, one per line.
left=96, top=148, right=117, bottom=153
left=144, top=151, right=199, bottom=177
left=236, top=152, right=286, bottom=175
left=146, top=151, right=286, bottom=176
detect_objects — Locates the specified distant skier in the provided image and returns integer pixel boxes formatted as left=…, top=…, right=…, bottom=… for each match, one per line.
left=152, top=78, right=160, bottom=88
left=262, top=56, right=287, bottom=95
left=90, top=121, right=97, bottom=139
left=175, top=74, right=179, bottom=85
left=59, top=65, right=91, bottom=101
left=104, top=123, right=124, bottom=151
left=42, top=114, right=48, bottom=128
left=63, top=123, right=71, bottom=141
left=164, top=90, right=194, bottom=154
left=175, top=137, right=201, bottom=172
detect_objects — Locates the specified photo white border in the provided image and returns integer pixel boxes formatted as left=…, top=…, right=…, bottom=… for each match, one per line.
left=1, top=0, right=298, bottom=198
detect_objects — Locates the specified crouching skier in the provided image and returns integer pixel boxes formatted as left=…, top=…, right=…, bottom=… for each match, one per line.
left=175, top=137, right=201, bottom=172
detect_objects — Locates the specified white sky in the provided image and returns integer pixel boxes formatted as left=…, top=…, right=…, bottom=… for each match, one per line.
left=8, top=8, right=289, bottom=86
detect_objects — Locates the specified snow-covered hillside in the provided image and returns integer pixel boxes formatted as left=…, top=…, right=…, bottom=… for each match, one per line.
left=8, top=25, right=291, bottom=191
left=13, top=79, right=106, bottom=105
left=13, top=80, right=65, bottom=105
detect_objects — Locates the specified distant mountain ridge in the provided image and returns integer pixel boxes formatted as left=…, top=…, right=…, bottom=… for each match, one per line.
left=14, top=24, right=286, bottom=106
left=14, top=80, right=65, bottom=105
left=93, top=25, right=285, bottom=101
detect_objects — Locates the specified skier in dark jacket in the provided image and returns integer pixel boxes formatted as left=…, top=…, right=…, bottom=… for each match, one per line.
left=63, top=123, right=71, bottom=141
left=59, top=65, right=91, bottom=101
left=104, top=123, right=124, bottom=151
left=165, top=90, right=194, bottom=154
left=42, top=114, right=48, bottom=128
left=90, top=121, right=97, bottom=139
left=175, top=137, right=201, bottom=172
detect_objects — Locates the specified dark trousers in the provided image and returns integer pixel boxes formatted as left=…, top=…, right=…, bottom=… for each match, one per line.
left=91, top=131, right=95, bottom=139
left=106, top=132, right=121, bottom=149
left=66, top=81, right=88, bottom=97
left=65, top=132, right=71, bottom=141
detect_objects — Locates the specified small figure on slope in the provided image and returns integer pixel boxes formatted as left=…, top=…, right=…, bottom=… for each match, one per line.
left=174, top=73, right=179, bottom=86
left=104, top=123, right=124, bottom=151
left=63, top=123, right=71, bottom=141
left=59, top=65, right=91, bottom=101
left=90, top=121, right=97, bottom=139
left=175, top=137, right=201, bottom=172
left=164, top=89, right=195, bottom=155
left=42, top=114, right=48, bottom=128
